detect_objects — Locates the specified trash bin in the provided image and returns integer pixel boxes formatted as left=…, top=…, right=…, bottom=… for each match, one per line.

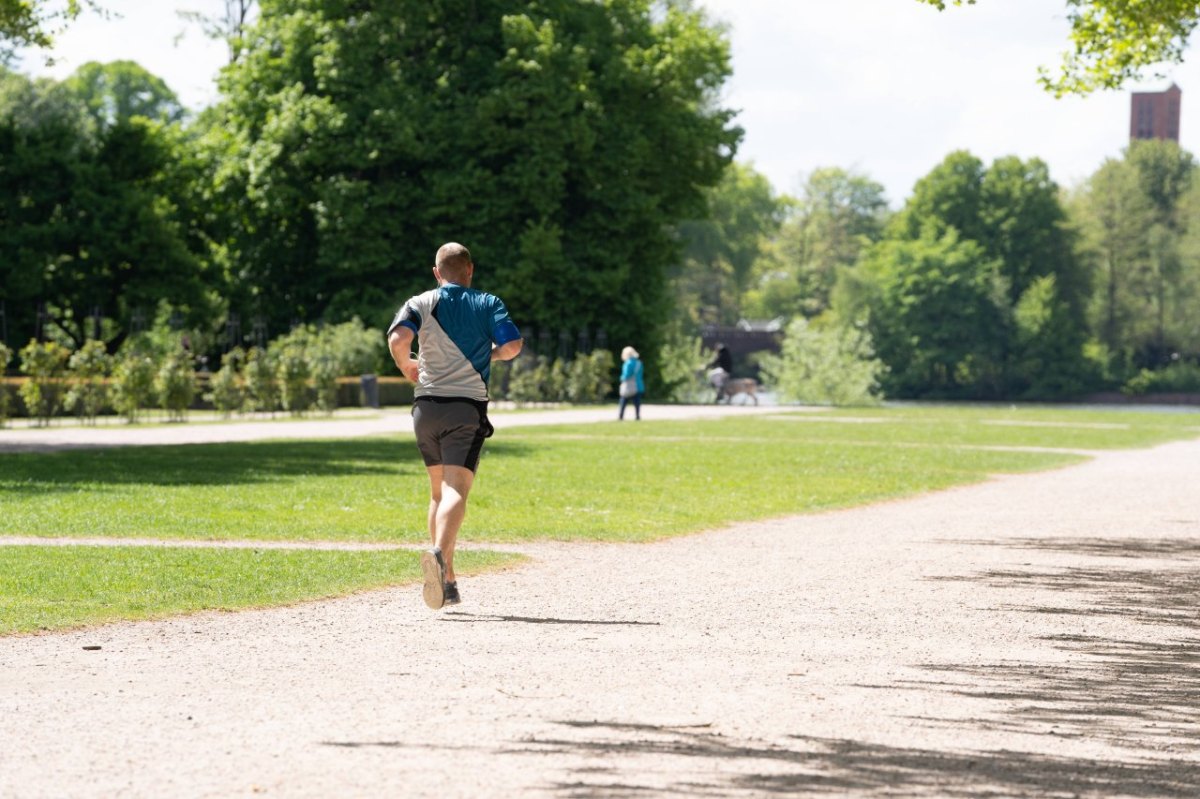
left=360, top=374, right=380, bottom=408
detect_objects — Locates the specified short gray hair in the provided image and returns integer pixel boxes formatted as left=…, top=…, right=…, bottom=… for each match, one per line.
left=435, top=242, right=472, bottom=275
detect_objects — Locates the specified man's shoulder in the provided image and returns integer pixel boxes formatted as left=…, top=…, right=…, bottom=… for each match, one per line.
left=405, top=287, right=440, bottom=307
left=460, top=287, right=508, bottom=310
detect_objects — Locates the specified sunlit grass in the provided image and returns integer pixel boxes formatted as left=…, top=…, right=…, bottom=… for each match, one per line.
left=0, top=545, right=521, bottom=634
left=3, top=404, right=1196, bottom=634
left=7, top=405, right=1196, bottom=544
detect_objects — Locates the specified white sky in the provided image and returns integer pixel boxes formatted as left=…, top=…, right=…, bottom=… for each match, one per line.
left=17, top=0, right=1200, bottom=205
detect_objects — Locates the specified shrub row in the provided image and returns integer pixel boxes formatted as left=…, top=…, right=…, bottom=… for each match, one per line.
left=490, top=350, right=616, bottom=405
left=0, top=319, right=388, bottom=427
left=1122, top=361, right=1200, bottom=395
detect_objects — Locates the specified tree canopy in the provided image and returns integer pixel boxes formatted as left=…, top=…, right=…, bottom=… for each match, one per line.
left=1070, top=139, right=1200, bottom=370
left=0, top=0, right=93, bottom=53
left=673, top=162, right=783, bottom=325
left=0, top=66, right=212, bottom=351
left=845, top=150, right=1090, bottom=399
left=205, top=0, right=741, bottom=369
left=919, top=0, right=1200, bottom=95
left=744, top=167, right=888, bottom=321
left=64, top=60, right=185, bottom=129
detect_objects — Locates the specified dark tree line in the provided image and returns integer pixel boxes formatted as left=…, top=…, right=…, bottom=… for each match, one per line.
left=1, top=1, right=741, bottom=388
left=680, top=142, right=1200, bottom=400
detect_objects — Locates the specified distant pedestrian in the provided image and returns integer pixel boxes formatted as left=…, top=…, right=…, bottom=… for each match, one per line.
left=387, top=242, right=523, bottom=610
left=706, top=342, right=733, bottom=403
left=618, top=346, right=644, bottom=421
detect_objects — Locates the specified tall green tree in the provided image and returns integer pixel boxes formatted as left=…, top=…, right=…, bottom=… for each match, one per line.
left=206, top=0, right=740, bottom=373
left=63, top=60, right=185, bottom=129
left=1069, top=158, right=1153, bottom=364
left=745, top=167, right=888, bottom=321
left=855, top=150, right=1089, bottom=398
left=0, top=0, right=94, bottom=52
left=855, top=227, right=1006, bottom=398
left=1071, top=141, right=1200, bottom=371
left=919, top=0, right=1200, bottom=95
left=0, top=66, right=214, bottom=350
left=672, top=162, right=783, bottom=325
left=890, top=151, right=1085, bottom=306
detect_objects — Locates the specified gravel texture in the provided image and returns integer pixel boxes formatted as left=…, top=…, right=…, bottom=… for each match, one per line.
left=1, top=408, right=1198, bottom=797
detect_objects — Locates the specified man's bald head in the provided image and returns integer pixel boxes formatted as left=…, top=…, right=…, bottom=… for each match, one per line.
left=435, top=242, right=473, bottom=285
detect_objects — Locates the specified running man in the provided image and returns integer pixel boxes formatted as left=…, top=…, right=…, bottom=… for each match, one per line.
left=387, top=242, right=523, bottom=609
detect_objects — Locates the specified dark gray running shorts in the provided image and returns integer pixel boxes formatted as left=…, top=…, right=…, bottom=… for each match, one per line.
left=411, top=397, right=494, bottom=472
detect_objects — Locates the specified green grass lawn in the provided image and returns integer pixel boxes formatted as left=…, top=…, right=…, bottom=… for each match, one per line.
left=2, top=406, right=1198, bottom=544
left=2, top=404, right=1197, bottom=634
left=0, top=545, right=521, bottom=635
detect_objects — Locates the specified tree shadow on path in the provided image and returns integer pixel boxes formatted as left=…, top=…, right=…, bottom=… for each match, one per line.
left=507, top=721, right=1200, bottom=797
left=896, top=535, right=1200, bottom=753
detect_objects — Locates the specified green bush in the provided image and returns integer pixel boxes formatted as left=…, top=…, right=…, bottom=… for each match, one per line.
left=489, top=359, right=513, bottom=398
left=275, top=344, right=312, bottom=415
left=0, top=342, right=12, bottom=427
left=546, top=358, right=571, bottom=402
left=111, top=352, right=158, bottom=423
left=243, top=347, right=280, bottom=415
left=323, top=318, right=386, bottom=375
left=658, top=325, right=708, bottom=403
left=568, top=349, right=616, bottom=403
left=311, top=353, right=339, bottom=414
left=64, top=340, right=112, bottom=425
left=498, top=350, right=616, bottom=404
left=18, top=339, right=71, bottom=426
left=206, top=348, right=245, bottom=418
left=264, top=320, right=382, bottom=413
left=506, top=354, right=552, bottom=405
left=761, top=317, right=886, bottom=406
left=1122, top=361, right=1200, bottom=395
left=155, top=349, right=197, bottom=422
left=269, top=318, right=384, bottom=377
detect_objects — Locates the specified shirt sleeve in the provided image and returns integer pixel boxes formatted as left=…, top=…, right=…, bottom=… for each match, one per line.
left=489, top=296, right=520, bottom=345
left=386, top=302, right=421, bottom=338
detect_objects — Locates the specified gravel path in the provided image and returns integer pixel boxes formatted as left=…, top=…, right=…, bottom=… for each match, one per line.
left=1, top=411, right=1199, bottom=797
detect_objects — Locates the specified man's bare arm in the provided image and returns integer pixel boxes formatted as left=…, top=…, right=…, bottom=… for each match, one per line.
left=492, top=338, right=523, bottom=362
left=388, top=327, right=419, bottom=381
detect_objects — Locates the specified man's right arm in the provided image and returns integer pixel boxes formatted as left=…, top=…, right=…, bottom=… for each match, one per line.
left=388, top=327, right=419, bottom=382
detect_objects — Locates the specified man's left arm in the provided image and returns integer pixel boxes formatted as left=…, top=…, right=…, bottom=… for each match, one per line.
left=492, top=338, right=523, bottom=361
left=489, top=296, right=523, bottom=361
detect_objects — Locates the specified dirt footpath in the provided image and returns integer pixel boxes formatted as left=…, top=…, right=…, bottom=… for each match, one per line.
left=1, top=421, right=1199, bottom=797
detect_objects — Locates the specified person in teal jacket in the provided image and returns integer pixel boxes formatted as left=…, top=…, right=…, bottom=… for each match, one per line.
left=618, top=345, right=645, bottom=421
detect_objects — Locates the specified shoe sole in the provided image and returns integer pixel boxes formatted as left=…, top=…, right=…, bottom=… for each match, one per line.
left=420, top=550, right=445, bottom=610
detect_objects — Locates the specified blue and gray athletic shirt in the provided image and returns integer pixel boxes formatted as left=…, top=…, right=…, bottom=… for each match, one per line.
left=387, top=282, right=521, bottom=401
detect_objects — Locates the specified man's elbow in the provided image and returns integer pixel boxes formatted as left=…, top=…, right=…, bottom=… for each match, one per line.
left=496, top=338, right=523, bottom=361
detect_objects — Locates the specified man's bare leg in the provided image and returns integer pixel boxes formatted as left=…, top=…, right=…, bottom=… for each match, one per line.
left=425, top=464, right=475, bottom=584
left=426, top=465, right=442, bottom=547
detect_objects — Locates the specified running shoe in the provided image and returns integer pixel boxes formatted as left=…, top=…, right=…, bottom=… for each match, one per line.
left=420, top=548, right=446, bottom=609
left=443, top=581, right=461, bottom=606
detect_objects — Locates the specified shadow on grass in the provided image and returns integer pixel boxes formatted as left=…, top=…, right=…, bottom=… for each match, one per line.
left=0, top=438, right=535, bottom=490
left=502, top=721, right=1200, bottom=797
left=891, top=535, right=1200, bottom=754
